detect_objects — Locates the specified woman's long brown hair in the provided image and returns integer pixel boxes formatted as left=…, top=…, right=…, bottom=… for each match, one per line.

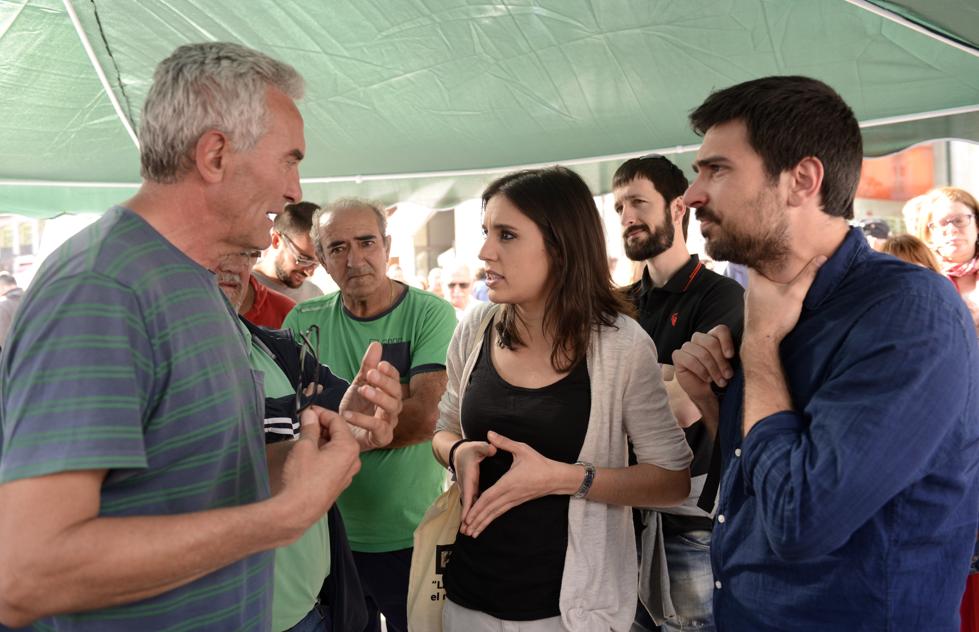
left=482, top=166, right=634, bottom=372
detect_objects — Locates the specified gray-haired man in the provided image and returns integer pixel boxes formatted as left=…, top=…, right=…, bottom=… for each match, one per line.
left=0, top=42, right=399, bottom=631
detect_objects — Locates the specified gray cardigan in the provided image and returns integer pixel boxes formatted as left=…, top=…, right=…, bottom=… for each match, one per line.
left=435, top=302, right=692, bottom=631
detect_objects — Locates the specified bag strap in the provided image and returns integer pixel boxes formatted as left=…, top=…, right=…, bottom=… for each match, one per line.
left=470, top=304, right=500, bottom=357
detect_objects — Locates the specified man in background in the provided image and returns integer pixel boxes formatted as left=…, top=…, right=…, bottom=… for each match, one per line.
left=254, top=201, right=324, bottom=303
left=285, top=198, right=457, bottom=632
left=444, top=262, right=474, bottom=320
left=615, top=154, right=744, bottom=632
left=218, top=251, right=296, bottom=327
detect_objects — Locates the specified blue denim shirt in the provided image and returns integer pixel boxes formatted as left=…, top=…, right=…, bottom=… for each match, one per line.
left=712, top=229, right=979, bottom=631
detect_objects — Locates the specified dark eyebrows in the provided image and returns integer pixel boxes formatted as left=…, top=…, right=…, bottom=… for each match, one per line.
left=691, top=155, right=729, bottom=173
left=289, top=149, right=304, bottom=161
left=327, top=234, right=377, bottom=249
left=486, top=222, right=519, bottom=233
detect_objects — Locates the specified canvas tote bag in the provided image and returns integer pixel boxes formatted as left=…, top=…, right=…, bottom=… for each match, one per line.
left=406, top=483, right=462, bottom=632
left=407, top=305, right=498, bottom=632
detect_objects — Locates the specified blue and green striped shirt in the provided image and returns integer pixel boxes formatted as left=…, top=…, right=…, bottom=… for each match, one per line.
left=0, top=207, right=273, bottom=631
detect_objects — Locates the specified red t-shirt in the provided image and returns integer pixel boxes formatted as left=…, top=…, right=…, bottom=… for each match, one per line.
left=243, top=274, right=296, bottom=328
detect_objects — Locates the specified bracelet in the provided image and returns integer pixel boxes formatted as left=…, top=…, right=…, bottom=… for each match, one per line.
left=447, top=438, right=474, bottom=481
left=572, top=461, right=596, bottom=499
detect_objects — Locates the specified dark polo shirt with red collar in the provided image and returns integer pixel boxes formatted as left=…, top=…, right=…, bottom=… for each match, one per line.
left=626, top=254, right=744, bottom=533
left=627, top=254, right=744, bottom=366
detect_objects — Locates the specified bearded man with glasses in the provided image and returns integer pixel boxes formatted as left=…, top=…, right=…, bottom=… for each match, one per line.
left=255, top=201, right=327, bottom=303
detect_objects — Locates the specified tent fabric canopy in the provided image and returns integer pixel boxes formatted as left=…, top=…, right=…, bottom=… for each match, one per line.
left=1, top=0, right=978, bottom=218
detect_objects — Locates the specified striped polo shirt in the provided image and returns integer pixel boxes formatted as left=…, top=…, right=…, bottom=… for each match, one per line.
left=0, top=207, right=273, bottom=631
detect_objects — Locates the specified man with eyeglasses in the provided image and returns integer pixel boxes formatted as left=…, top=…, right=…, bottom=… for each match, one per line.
left=444, top=262, right=475, bottom=320
left=254, top=201, right=326, bottom=303
left=220, top=250, right=297, bottom=328
left=285, top=198, right=457, bottom=632
left=614, top=154, right=744, bottom=632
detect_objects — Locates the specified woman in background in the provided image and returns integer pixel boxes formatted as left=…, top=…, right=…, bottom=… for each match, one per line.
left=913, top=187, right=979, bottom=334
left=880, top=234, right=942, bottom=273
left=432, top=166, right=692, bottom=631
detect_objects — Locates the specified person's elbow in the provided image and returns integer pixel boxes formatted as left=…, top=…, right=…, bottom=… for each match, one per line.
left=652, top=467, right=690, bottom=507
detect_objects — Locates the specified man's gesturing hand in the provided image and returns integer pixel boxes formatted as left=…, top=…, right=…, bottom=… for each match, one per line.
left=279, top=406, right=361, bottom=533
left=339, top=341, right=402, bottom=451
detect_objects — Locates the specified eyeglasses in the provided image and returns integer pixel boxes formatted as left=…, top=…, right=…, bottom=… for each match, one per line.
left=279, top=232, right=318, bottom=269
left=294, top=325, right=321, bottom=417
left=447, top=282, right=470, bottom=290
left=927, top=214, right=975, bottom=232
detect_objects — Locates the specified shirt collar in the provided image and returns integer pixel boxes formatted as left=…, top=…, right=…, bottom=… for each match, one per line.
left=803, top=227, right=869, bottom=310
left=640, top=254, right=703, bottom=294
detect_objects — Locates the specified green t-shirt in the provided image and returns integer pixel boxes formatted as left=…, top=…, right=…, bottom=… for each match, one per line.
left=283, top=284, right=456, bottom=552
left=249, top=333, right=331, bottom=631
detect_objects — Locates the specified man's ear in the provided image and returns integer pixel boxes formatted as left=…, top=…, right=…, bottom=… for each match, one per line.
left=384, top=235, right=392, bottom=257
left=787, top=156, right=824, bottom=208
left=194, top=130, right=231, bottom=184
left=670, top=197, right=686, bottom=224
left=269, top=229, right=281, bottom=249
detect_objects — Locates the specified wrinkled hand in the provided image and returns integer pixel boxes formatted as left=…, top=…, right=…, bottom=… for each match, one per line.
left=453, top=440, right=496, bottom=520
left=338, top=342, right=402, bottom=451
left=672, top=324, right=736, bottom=405
left=744, top=256, right=825, bottom=345
left=280, top=406, right=361, bottom=527
left=461, top=431, right=568, bottom=538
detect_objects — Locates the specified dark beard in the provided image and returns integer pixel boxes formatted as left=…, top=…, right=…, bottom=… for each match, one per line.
left=624, top=224, right=674, bottom=261
left=273, top=260, right=303, bottom=288
left=702, top=208, right=790, bottom=270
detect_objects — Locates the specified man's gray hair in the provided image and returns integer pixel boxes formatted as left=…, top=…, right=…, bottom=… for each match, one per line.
left=311, top=199, right=388, bottom=264
left=139, top=42, right=304, bottom=183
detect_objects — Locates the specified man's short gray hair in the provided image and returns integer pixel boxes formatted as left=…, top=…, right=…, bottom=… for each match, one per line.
left=139, top=42, right=304, bottom=183
left=311, top=199, right=388, bottom=264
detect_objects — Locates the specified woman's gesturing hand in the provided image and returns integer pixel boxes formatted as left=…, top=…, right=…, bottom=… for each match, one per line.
left=454, top=440, right=497, bottom=520
left=461, top=431, right=579, bottom=538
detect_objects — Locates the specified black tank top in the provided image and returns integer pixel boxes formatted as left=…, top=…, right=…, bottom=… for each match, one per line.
left=444, top=326, right=590, bottom=620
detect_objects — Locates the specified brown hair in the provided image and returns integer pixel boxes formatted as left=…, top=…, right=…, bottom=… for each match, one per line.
left=482, top=166, right=633, bottom=372
left=913, top=187, right=979, bottom=247
left=689, top=75, right=862, bottom=218
left=881, top=234, right=942, bottom=273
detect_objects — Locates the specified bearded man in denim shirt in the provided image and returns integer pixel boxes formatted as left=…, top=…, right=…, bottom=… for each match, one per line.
left=673, top=75, right=979, bottom=631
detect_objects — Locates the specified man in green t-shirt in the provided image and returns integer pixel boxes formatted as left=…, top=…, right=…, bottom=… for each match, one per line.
left=284, top=199, right=457, bottom=632
left=219, top=251, right=403, bottom=631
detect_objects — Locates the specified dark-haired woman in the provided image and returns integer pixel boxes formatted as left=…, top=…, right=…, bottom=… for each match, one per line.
left=432, top=166, right=692, bottom=631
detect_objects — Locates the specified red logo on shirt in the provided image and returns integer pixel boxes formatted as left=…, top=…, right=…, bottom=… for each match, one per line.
left=671, top=312, right=679, bottom=327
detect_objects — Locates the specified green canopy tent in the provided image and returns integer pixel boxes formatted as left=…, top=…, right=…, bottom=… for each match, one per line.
left=1, top=0, right=978, bottom=218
